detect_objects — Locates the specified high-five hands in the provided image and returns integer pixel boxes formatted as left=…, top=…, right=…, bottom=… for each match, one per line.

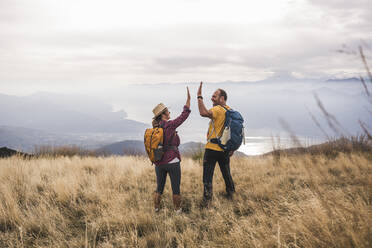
left=197, top=81, right=203, bottom=97
left=186, top=86, right=191, bottom=108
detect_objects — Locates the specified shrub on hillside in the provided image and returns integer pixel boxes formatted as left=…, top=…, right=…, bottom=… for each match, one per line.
left=34, top=145, right=104, bottom=157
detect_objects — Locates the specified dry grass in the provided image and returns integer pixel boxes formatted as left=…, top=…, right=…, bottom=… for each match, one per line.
left=0, top=153, right=371, bottom=248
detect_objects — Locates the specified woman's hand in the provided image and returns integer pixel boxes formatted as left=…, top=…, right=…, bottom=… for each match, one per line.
left=186, top=86, right=191, bottom=108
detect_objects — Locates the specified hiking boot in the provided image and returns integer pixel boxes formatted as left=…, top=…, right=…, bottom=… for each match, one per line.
left=153, top=192, right=161, bottom=212
left=200, top=198, right=212, bottom=209
left=172, top=194, right=182, bottom=213
left=226, top=191, right=235, bottom=200
left=203, top=183, right=213, bottom=202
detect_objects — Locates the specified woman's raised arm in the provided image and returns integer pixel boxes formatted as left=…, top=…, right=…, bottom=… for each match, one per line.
left=164, top=86, right=191, bottom=130
left=186, top=86, right=190, bottom=108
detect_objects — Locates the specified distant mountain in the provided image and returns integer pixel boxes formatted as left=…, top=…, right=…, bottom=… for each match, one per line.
left=0, top=92, right=148, bottom=133
left=263, top=137, right=372, bottom=156
left=326, top=77, right=360, bottom=83
left=0, top=92, right=151, bottom=152
left=97, top=140, right=204, bottom=156
left=97, top=140, right=145, bottom=156
left=0, top=125, right=59, bottom=152
left=0, top=125, right=145, bottom=153
left=118, top=78, right=372, bottom=139
left=97, top=140, right=248, bottom=157
left=179, top=141, right=205, bottom=156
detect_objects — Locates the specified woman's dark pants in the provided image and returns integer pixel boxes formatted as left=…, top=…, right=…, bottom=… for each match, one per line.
left=155, top=162, right=181, bottom=195
left=203, top=149, right=235, bottom=201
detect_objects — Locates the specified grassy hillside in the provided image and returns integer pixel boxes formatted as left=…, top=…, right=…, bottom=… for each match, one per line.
left=0, top=154, right=371, bottom=247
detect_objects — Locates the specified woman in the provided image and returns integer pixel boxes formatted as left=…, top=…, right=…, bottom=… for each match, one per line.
left=152, top=87, right=191, bottom=213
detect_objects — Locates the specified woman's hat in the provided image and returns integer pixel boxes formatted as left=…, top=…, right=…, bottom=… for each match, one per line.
left=152, top=103, right=167, bottom=119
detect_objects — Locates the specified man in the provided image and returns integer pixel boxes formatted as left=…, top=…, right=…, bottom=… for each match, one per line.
left=197, top=82, right=235, bottom=205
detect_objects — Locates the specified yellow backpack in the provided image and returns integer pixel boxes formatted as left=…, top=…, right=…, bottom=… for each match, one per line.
left=144, top=127, right=164, bottom=163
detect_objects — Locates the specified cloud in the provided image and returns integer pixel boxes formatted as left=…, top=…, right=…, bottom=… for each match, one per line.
left=0, top=0, right=371, bottom=93
left=309, top=0, right=372, bottom=10
left=308, top=0, right=372, bottom=31
left=154, top=56, right=229, bottom=71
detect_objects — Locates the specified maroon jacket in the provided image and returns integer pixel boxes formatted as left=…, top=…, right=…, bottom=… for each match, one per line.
left=154, top=105, right=191, bottom=166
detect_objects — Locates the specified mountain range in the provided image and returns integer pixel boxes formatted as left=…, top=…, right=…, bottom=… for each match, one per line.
left=82, top=140, right=248, bottom=157
left=0, top=92, right=149, bottom=152
left=0, top=92, right=148, bottom=133
left=97, top=140, right=207, bottom=156
left=1, top=76, right=371, bottom=154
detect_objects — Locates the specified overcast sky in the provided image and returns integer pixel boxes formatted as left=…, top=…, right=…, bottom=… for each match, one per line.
left=0, top=0, right=371, bottom=95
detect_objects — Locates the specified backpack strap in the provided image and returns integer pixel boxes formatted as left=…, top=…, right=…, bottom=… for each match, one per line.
left=164, top=132, right=178, bottom=151
left=220, top=105, right=233, bottom=128
left=148, top=128, right=157, bottom=165
left=220, top=105, right=229, bottom=111
left=207, top=120, right=223, bottom=142
left=207, top=120, right=216, bottom=142
left=165, top=131, right=174, bottom=145
left=159, top=122, right=165, bottom=145
left=149, top=129, right=156, bottom=149
left=208, top=105, right=229, bottom=143
left=161, top=122, right=178, bottom=151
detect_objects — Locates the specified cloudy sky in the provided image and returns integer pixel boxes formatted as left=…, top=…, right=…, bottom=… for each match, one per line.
left=0, top=0, right=371, bottom=95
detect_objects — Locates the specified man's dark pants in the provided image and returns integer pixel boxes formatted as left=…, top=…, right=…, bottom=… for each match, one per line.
left=203, top=148, right=235, bottom=201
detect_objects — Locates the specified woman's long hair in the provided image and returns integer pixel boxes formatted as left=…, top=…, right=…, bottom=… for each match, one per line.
left=152, top=115, right=162, bottom=128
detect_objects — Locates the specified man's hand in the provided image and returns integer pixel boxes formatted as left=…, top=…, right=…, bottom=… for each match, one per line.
left=197, top=81, right=203, bottom=97
left=197, top=81, right=213, bottom=118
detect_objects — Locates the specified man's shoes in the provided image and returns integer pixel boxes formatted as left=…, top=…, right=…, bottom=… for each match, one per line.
left=226, top=191, right=235, bottom=200
left=200, top=198, right=212, bottom=209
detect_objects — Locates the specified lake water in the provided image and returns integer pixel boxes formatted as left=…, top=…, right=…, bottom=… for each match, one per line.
left=238, top=136, right=325, bottom=156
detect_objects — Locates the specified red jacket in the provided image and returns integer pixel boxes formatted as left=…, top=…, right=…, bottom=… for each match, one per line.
left=154, top=105, right=191, bottom=165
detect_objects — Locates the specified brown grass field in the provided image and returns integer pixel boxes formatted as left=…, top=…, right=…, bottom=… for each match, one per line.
left=0, top=153, right=371, bottom=247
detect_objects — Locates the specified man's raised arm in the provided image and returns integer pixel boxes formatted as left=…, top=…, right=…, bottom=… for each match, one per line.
left=197, top=82, right=213, bottom=118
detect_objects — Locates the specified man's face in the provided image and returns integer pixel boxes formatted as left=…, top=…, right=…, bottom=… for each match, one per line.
left=211, top=90, right=221, bottom=106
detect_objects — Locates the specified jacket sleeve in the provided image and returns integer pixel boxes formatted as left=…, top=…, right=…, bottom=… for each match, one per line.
left=165, top=105, right=191, bottom=131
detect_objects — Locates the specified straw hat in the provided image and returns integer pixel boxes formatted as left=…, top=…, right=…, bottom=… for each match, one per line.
left=152, top=103, right=167, bottom=119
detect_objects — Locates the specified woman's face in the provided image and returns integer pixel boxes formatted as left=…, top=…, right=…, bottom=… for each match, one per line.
left=161, top=109, right=170, bottom=120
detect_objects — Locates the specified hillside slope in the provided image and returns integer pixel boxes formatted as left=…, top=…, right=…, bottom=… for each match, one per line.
left=0, top=154, right=370, bottom=247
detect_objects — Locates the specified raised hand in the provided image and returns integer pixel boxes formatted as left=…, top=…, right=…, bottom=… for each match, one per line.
left=186, top=86, right=191, bottom=108
left=197, top=81, right=203, bottom=97
left=197, top=81, right=212, bottom=118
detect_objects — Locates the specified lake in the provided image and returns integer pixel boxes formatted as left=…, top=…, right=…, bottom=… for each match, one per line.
left=238, top=136, right=325, bottom=156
